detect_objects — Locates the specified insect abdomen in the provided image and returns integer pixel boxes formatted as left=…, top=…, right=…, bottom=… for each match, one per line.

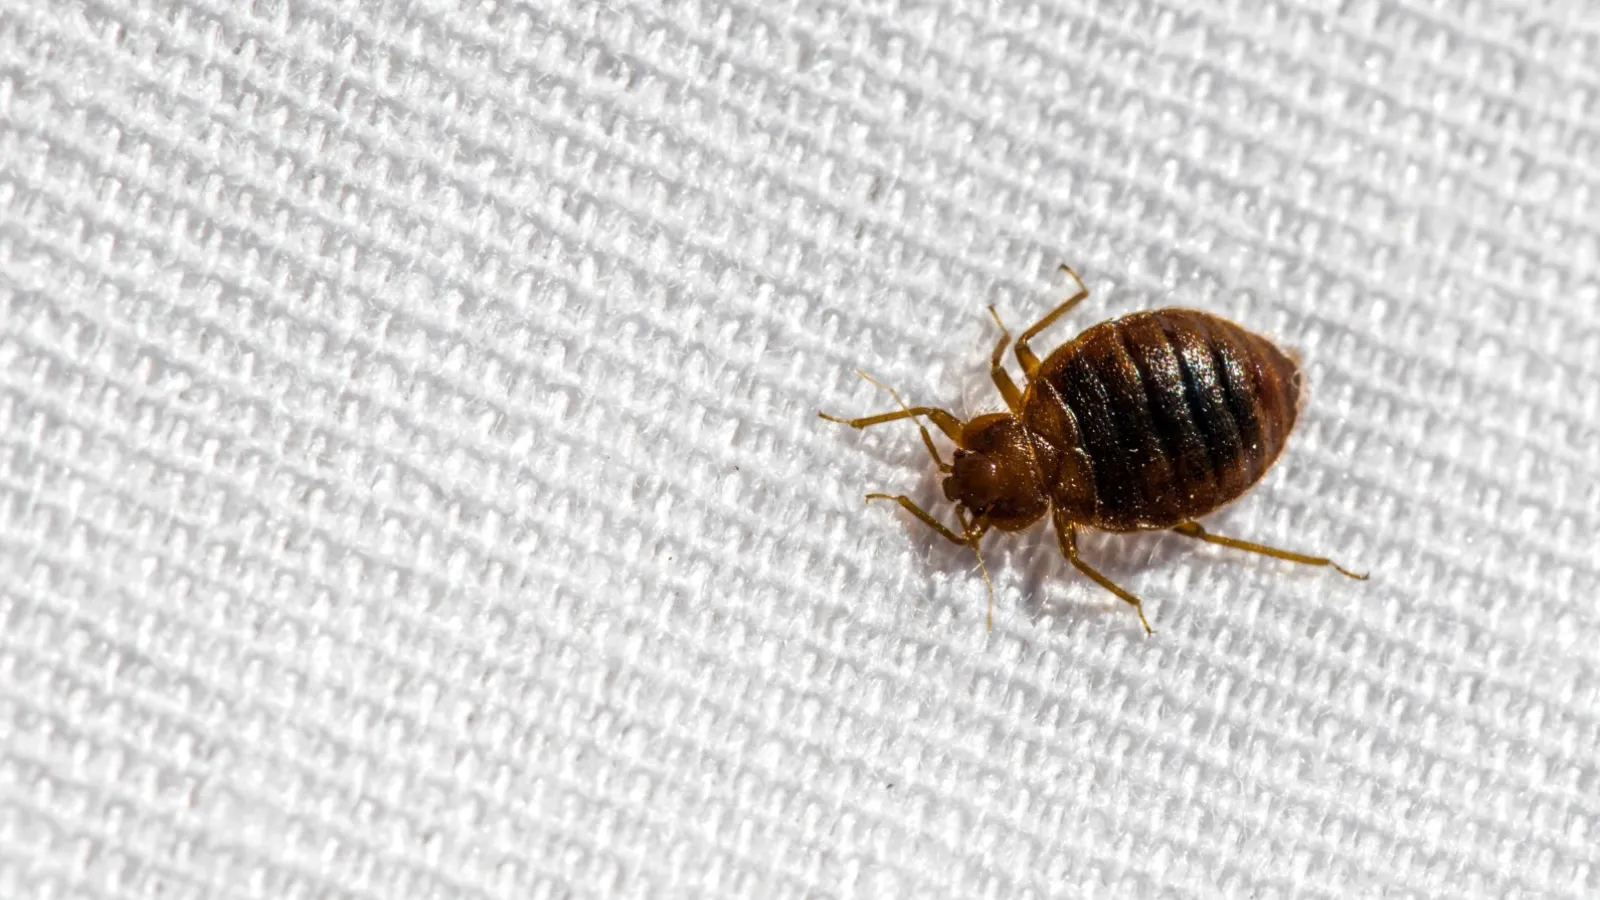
left=1028, top=308, right=1301, bottom=531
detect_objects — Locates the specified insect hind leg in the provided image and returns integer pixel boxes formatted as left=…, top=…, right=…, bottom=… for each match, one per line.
left=1172, top=521, right=1367, bottom=580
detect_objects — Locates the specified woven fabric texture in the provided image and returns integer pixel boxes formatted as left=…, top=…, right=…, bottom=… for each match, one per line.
left=2, top=0, right=1597, bottom=897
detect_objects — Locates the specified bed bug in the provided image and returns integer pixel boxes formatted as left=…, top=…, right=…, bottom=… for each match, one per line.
left=820, top=265, right=1365, bottom=632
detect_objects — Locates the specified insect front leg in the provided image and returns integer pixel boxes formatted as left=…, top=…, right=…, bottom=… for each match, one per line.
left=1054, top=509, right=1154, bottom=634
left=865, top=494, right=968, bottom=545
left=819, top=370, right=962, bottom=471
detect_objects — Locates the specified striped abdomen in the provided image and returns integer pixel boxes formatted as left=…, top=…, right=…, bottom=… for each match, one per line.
left=1021, top=309, right=1301, bottom=531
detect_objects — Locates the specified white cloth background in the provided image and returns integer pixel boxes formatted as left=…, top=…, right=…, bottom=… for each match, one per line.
left=1, top=0, right=1596, bottom=897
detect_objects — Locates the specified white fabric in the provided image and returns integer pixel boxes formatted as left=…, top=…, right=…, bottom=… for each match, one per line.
left=2, top=0, right=1596, bottom=896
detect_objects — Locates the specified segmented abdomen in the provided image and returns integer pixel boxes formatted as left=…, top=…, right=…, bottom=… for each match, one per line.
left=1034, top=308, right=1301, bottom=531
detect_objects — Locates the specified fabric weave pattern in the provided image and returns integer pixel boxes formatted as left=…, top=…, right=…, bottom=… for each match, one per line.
left=0, top=0, right=1596, bottom=897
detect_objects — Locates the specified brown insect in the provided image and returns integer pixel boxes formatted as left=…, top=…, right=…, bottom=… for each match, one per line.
left=821, top=265, right=1365, bottom=632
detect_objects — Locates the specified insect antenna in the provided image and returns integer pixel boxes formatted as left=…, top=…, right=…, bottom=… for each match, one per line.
left=958, top=509, right=997, bottom=632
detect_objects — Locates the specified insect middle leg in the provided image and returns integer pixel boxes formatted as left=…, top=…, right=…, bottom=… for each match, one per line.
left=986, top=306, right=1023, bottom=412
left=1172, top=521, right=1368, bottom=580
left=1015, top=264, right=1090, bottom=377
left=1054, top=509, right=1153, bottom=634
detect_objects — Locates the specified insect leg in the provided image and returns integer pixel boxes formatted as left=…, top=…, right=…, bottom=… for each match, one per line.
left=986, top=306, right=1023, bottom=412
left=865, top=493, right=968, bottom=545
left=1172, top=522, right=1368, bottom=579
left=819, top=371, right=961, bottom=470
left=1015, top=264, right=1090, bottom=376
left=1054, top=509, right=1153, bottom=634
left=819, top=406, right=960, bottom=437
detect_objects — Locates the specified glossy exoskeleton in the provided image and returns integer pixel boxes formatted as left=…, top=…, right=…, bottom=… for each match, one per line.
left=822, top=266, right=1365, bottom=632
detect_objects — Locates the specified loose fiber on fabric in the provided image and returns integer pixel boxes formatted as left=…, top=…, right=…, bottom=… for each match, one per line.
left=1, top=0, right=1597, bottom=897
